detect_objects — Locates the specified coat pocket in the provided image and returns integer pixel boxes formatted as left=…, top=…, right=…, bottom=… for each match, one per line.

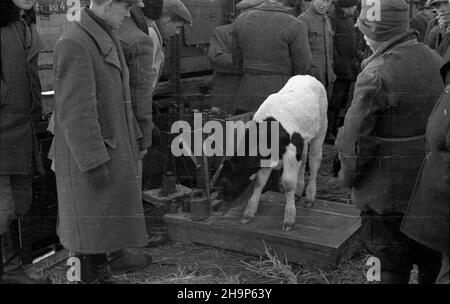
left=104, top=137, right=117, bottom=149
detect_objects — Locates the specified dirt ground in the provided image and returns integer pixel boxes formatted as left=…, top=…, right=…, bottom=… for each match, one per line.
left=30, top=144, right=417, bottom=284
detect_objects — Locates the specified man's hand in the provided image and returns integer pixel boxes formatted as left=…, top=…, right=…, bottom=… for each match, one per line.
left=86, top=164, right=111, bottom=189
left=139, top=149, right=148, bottom=160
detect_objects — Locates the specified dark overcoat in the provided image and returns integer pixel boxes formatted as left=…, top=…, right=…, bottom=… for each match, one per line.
left=401, top=55, right=450, bottom=255
left=115, top=13, right=154, bottom=150
left=329, top=8, right=359, bottom=82
left=208, top=23, right=242, bottom=114
left=0, top=20, right=43, bottom=175
left=298, top=6, right=336, bottom=88
left=232, top=2, right=312, bottom=112
left=52, top=8, right=148, bottom=253
left=336, top=32, right=443, bottom=215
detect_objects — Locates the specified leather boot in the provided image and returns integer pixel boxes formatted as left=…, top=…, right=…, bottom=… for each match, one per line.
left=0, top=234, right=50, bottom=284
left=74, top=253, right=118, bottom=284
left=379, top=270, right=411, bottom=284
left=108, top=249, right=152, bottom=276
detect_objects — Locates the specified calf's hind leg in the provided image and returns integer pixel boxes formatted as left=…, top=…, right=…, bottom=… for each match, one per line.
left=305, top=126, right=326, bottom=208
left=241, top=167, right=272, bottom=224
left=282, top=148, right=301, bottom=232
left=295, top=143, right=308, bottom=199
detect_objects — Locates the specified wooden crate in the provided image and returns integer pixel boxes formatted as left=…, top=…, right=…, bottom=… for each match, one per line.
left=164, top=191, right=361, bottom=270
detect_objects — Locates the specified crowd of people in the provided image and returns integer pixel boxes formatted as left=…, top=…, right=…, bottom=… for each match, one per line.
left=0, top=0, right=449, bottom=284
left=208, top=0, right=449, bottom=284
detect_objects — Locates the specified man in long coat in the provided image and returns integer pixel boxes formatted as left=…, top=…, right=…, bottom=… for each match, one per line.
left=1, top=0, right=49, bottom=284
left=401, top=42, right=450, bottom=285
left=232, top=0, right=312, bottom=113
left=52, top=0, right=150, bottom=283
left=336, top=0, right=443, bottom=284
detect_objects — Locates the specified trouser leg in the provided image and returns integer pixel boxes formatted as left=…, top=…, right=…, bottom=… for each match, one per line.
left=73, top=253, right=109, bottom=284
left=415, top=245, right=444, bottom=284
left=360, top=210, right=413, bottom=284
left=329, top=80, right=352, bottom=136
left=435, top=254, right=449, bottom=284
left=0, top=234, right=4, bottom=281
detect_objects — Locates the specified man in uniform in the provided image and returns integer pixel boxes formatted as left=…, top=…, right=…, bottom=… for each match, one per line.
left=232, top=0, right=312, bottom=113
left=299, top=0, right=336, bottom=143
left=208, top=0, right=264, bottom=114
left=336, top=0, right=443, bottom=284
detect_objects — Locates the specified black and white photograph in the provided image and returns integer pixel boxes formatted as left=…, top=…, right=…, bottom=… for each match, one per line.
left=0, top=0, right=448, bottom=289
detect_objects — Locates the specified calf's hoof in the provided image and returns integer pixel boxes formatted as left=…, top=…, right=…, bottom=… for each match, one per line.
left=240, top=215, right=254, bottom=224
left=282, top=224, right=294, bottom=232
left=304, top=201, right=314, bottom=208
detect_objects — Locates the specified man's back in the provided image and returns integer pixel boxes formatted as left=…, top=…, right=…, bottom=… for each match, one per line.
left=233, top=3, right=311, bottom=76
left=337, top=32, right=443, bottom=214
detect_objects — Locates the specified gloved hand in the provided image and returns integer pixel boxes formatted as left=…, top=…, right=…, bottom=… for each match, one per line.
left=86, top=164, right=111, bottom=189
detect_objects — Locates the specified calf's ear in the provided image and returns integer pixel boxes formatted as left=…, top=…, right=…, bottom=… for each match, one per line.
left=291, top=132, right=304, bottom=162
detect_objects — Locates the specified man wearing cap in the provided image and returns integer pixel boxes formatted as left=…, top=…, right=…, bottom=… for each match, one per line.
left=336, top=0, right=443, bottom=283
left=232, top=0, right=312, bottom=113
left=208, top=0, right=264, bottom=114
left=115, top=1, right=169, bottom=252
left=328, top=0, right=360, bottom=140
left=155, top=0, right=192, bottom=40
left=53, top=0, right=151, bottom=283
left=424, top=0, right=450, bottom=55
left=410, top=0, right=436, bottom=42
left=298, top=0, right=337, bottom=143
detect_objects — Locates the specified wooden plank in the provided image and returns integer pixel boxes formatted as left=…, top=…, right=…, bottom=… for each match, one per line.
left=164, top=196, right=361, bottom=270
left=165, top=213, right=340, bottom=270
left=25, top=249, right=70, bottom=277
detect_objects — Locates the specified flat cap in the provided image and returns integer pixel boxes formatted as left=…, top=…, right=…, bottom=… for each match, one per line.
left=425, top=0, right=449, bottom=8
left=163, top=0, right=193, bottom=25
left=236, top=0, right=265, bottom=11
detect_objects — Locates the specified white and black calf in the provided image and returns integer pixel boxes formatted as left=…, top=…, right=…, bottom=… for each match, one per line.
left=218, top=75, right=328, bottom=232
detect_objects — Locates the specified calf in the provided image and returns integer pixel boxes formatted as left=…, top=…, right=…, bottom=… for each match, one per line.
left=218, top=75, right=328, bottom=231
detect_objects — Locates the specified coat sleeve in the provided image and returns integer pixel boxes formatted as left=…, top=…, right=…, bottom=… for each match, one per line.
left=29, top=26, right=44, bottom=124
left=53, top=37, right=111, bottom=173
left=123, top=37, right=154, bottom=150
left=208, top=28, right=235, bottom=71
left=335, top=70, right=387, bottom=188
left=289, top=19, right=312, bottom=75
left=446, top=121, right=450, bottom=171
left=231, top=22, right=243, bottom=70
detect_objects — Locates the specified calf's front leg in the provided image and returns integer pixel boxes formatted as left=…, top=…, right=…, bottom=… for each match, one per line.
left=241, top=167, right=272, bottom=224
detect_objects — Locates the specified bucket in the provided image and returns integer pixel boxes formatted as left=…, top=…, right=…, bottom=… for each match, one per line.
left=189, top=189, right=210, bottom=222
